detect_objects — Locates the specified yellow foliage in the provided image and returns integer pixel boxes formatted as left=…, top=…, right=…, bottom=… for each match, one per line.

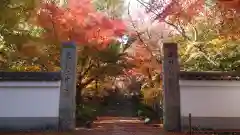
left=209, top=38, right=225, bottom=45
left=24, top=65, right=42, bottom=71
left=20, top=41, right=44, bottom=57
left=141, top=88, right=162, bottom=107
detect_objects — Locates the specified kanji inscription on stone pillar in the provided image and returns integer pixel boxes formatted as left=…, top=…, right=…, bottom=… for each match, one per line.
left=162, top=43, right=181, bottom=131
left=59, top=42, right=77, bottom=131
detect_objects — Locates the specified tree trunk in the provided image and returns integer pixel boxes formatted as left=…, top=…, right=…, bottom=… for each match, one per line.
left=76, top=84, right=83, bottom=105
left=76, top=77, right=96, bottom=105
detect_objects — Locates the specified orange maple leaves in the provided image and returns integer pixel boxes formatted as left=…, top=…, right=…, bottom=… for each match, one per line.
left=37, top=0, right=126, bottom=49
left=152, top=0, right=240, bottom=22
left=217, top=0, right=240, bottom=10
left=150, top=0, right=204, bottom=22
left=125, top=41, right=162, bottom=78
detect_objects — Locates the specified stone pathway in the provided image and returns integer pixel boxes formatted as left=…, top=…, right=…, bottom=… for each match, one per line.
left=77, top=116, right=163, bottom=135
left=3, top=117, right=240, bottom=135
left=0, top=117, right=179, bottom=135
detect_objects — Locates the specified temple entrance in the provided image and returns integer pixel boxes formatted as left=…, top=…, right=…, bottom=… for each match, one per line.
left=59, top=42, right=181, bottom=132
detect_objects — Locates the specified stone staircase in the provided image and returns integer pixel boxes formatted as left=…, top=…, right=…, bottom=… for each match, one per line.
left=101, top=98, right=136, bottom=117
left=78, top=117, right=162, bottom=135
left=92, top=117, right=161, bottom=131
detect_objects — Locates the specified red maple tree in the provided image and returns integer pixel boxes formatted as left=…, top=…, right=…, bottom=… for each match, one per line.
left=145, top=0, right=204, bottom=22
left=36, top=0, right=126, bottom=49
left=145, top=0, right=240, bottom=24
left=124, top=40, right=162, bottom=83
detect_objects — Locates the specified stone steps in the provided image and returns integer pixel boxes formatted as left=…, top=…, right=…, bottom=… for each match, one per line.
left=92, top=117, right=161, bottom=131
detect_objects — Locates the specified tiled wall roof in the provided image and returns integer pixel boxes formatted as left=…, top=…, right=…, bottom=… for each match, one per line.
left=179, top=71, right=240, bottom=81
left=0, top=72, right=61, bottom=81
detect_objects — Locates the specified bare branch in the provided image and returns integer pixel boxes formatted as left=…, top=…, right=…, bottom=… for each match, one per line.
left=127, top=0, right=154, bottom=57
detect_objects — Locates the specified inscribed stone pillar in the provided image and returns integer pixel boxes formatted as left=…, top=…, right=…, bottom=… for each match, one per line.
left=59, top=42, right=77, bottom=131
left=162, top=43, right=181, bottom=131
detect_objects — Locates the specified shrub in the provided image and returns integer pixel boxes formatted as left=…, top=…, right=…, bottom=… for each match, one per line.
left=76, top=103, right=101, bottom=126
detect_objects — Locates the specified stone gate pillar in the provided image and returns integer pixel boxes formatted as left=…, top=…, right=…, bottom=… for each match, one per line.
left=162, top=43, right=181, bottom=131
left=59, top=42, right=77, bottom=131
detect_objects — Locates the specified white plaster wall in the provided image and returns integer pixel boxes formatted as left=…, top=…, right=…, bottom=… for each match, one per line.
left=0, top=81, right=61, bottom=117
left=180, top=80, right=240, bottom=117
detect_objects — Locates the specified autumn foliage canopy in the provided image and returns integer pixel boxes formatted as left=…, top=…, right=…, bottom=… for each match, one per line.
left=147, top=0, right=240, bottom=38
left=37, top=0, right=126, bottom=49
left=35, top=0, right=240, bottom=77
left=147, top=0, right=240, bottom=21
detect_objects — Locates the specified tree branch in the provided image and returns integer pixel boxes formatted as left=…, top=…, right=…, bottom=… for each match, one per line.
left=79, top=77, right=96, bottom=90
left=127, top=1, right=154, bottom=57
left=78, top=58, right=95, bottom=84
